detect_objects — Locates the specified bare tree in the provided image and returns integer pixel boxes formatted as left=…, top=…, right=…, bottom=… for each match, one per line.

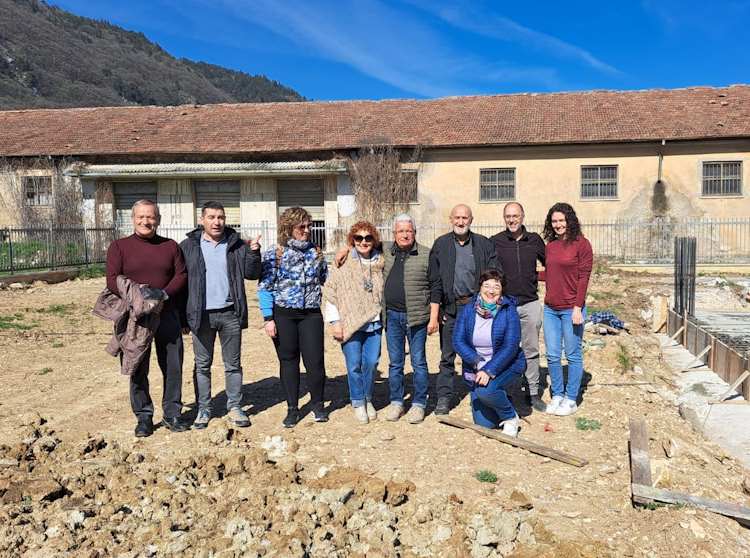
left=345, top=144, right=422, bottom=226
left=0, top=157, right=84, bottom=227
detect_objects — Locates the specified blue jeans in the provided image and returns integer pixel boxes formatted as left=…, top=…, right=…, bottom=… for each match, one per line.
left=341, top=329, right=382, bottom=407
left=543, top=305, right=585, bottom=401
left=471, top=376, right=517, bottom=428
left=385, top=310, right=429, bottom=408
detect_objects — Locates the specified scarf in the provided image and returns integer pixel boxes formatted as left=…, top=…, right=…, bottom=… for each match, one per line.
left=287, top=238, right=314, bottom=251
left=475, top=296, right=499, bottom=319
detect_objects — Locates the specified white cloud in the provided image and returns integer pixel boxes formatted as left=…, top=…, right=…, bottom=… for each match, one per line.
left=408, top=0, right=621, bottom=76
left=210, top=0, right=563, bottom=96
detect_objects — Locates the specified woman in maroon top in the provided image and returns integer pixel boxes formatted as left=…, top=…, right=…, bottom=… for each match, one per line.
left=540, top=203, right=593, bottom=416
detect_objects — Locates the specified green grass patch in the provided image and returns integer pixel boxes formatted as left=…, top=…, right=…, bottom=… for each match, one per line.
left=575, top=417, right=602, bottom=431
left=39, top=367, right=52, bottom=375
left=78, top=264, right=106, bottom=279
left=0, top=314, right=35, bottom=330
left=474, top=470, right=498, bottom=483
left=36, top=303, right=76, bottom=316
left=51, top=341, right=64, bottom=348
left=616, top=343, right=633, bottom=373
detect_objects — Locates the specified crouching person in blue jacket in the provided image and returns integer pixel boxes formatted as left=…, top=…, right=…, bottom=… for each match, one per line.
left=453, top=269, right=526, bottom=436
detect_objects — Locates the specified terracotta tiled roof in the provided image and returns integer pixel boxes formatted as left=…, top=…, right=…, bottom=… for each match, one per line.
left=1, top=86, right=748, bottom=157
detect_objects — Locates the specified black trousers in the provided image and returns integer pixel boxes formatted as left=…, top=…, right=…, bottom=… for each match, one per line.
left=437, top=301, right=470, bottom=400
left=129, top=305, right=184, bottom=421
left=273, top=306, right=326, bottom=409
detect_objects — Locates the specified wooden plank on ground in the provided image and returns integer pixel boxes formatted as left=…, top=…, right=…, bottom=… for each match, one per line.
left=631, top=484, right=750, bottom=527
left=436, top=415, right=588, bottom=468
left=681, top=345, right=712, bottom=372
left=628, top=418, right=653, bottom=504
left=712, top=370, right=750, bottom=404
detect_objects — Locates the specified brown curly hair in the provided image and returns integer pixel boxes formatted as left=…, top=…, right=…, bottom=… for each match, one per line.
left=277, top=207, right=312, bottom=246
left=346, top=220, right=381, bottom=250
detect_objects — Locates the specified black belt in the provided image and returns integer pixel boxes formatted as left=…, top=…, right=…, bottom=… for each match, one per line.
left=207, top=304, right=234, bottom=313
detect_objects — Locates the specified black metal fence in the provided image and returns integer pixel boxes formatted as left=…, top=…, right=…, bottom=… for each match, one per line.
left=1, top=218, right=749, bottom=273
left=0, top=227, right=116, bottom=273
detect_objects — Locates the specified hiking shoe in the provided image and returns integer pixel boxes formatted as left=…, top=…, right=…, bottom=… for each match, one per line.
left=554, top=398, right=578, bottom=416
left=160, top=416, right=189, bottom=433
left=406, top=405, right=425, bottom=424
left=366, top=401, right=377, bottom=421
left=134, top=418, right=153, bottom=438
left=353, top=405, right=369, bottom=424
left=227, top=407, right=251, bottom=428
left=385, top=403, right=404, bottom=422
left=312, top=404, right=329, bottom=423
left=283, top=408, right=300, bottom=428
left=545, top=395, right=564, bottom=415
left=501, top=415, right=520, bottom=437
left=192, top=408, right=211, bottom=430
left=434, top=397, right=452, bottom=416
left=529, top=395, right=547, bottom=413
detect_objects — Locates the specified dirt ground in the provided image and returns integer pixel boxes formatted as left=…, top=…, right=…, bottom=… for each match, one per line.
left=1, top=266, right=750, bottom=557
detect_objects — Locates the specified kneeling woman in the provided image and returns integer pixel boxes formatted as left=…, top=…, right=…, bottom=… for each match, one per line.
left=453, top=270, right=526, bottom=436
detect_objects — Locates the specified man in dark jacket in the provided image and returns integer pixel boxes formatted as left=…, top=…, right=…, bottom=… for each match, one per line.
left=180, top=201, right=261, bottom=429
left=429, top=204, right=498, bottom=415
left=490, top=202, right=546, bottom=412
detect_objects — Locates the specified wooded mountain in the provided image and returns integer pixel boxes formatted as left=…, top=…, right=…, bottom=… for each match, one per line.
left=0, top=0, right=304, bottom=109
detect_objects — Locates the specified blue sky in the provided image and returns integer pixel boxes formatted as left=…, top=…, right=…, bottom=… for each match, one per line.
left=52, top=0, right=750, bottom=100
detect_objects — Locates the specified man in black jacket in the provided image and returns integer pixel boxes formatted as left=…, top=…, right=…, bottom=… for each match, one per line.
left=491, top=202, right=546, bottom=412
left=180, top=202, right=261, bottom=429
left=429, top=204, right=498, bottom=415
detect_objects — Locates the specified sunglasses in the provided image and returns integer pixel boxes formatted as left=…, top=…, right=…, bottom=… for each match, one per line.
left=294, top=223, right=312, bottom=230
left=353, top=234, right=375, bottom=243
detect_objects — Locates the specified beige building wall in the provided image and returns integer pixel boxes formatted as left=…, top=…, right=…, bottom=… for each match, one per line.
left=409, top=141, right=750, bottom=226
left=241, top=177, right=277, bottom=230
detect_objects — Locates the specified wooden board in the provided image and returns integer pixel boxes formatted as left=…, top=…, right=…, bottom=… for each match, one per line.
left=628, top=418, right=653, bottom=504
left=631, top=484, right=750, bottom=527
left=436, top=416, right=588, bottom=468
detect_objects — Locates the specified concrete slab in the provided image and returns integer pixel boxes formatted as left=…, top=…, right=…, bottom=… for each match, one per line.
left=658, top=334, right=750, bottom=469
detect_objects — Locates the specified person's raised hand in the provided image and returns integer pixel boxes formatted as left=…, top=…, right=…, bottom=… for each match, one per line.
left=248, top=234, right=262, bottom=251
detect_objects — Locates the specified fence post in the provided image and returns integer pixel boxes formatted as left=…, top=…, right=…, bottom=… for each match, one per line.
left=48, top=225, right=55, bottom=271
left=83, top=227, right=89, bottom=268
left=7, top=229, right=13, bottom=274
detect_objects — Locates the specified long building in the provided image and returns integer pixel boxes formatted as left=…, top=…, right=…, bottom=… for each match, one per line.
left=0, top=85, right=748, bottom=235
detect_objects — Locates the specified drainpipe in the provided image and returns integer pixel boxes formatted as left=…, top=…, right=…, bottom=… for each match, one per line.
left=657, top=139, right=666, bottom=182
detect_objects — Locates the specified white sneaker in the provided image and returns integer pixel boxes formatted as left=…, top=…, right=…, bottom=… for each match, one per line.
left=366, top=401, right=377, bottom=421
left=406, top=405, right=425, bottom=424
left=501, top=415, right=520, bottom=437
left=353, top=405, right=369, bottom=424
left=554, top=398, right=578, bottom=416
left=545, top=395, right=564, bottom=415
left=385, top=403, right=405, bottom=422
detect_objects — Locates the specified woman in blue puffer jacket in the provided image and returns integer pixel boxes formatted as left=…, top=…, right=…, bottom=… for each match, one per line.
left=453, top=269, right=526, bottom=436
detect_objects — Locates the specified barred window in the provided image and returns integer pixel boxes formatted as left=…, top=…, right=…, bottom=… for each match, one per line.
left=479, top=168, right=515, bottom=201
left=23, top=176, right=52, bottom=206
left=581, top=165, right=618, bottom=199
left=702, top=161, right=742, bottom=196
left=398, top=170, right=418, bottom=204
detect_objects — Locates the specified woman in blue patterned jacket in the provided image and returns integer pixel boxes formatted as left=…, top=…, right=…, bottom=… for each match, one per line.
left=258, top=207, right=328, bottom=428
left=452, top=269, right=526, bottom=436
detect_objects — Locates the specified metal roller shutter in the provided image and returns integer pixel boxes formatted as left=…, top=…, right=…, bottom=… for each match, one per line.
left=194, top=180, right=241, bottom=227
left=113, top=182, right=158, bottom=228
left=277, top=179, right=324, bottom=220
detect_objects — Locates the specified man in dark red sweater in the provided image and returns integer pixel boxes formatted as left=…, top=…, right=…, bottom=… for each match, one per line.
left=106, top=199, right=188, bottom=437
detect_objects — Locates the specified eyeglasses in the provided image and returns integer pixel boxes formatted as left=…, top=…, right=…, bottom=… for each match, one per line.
left=294, top=223, right=311, bottom=230
left=353, top=234, right=374, bottom=243
left=481, top=283, right=502, bottom=293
